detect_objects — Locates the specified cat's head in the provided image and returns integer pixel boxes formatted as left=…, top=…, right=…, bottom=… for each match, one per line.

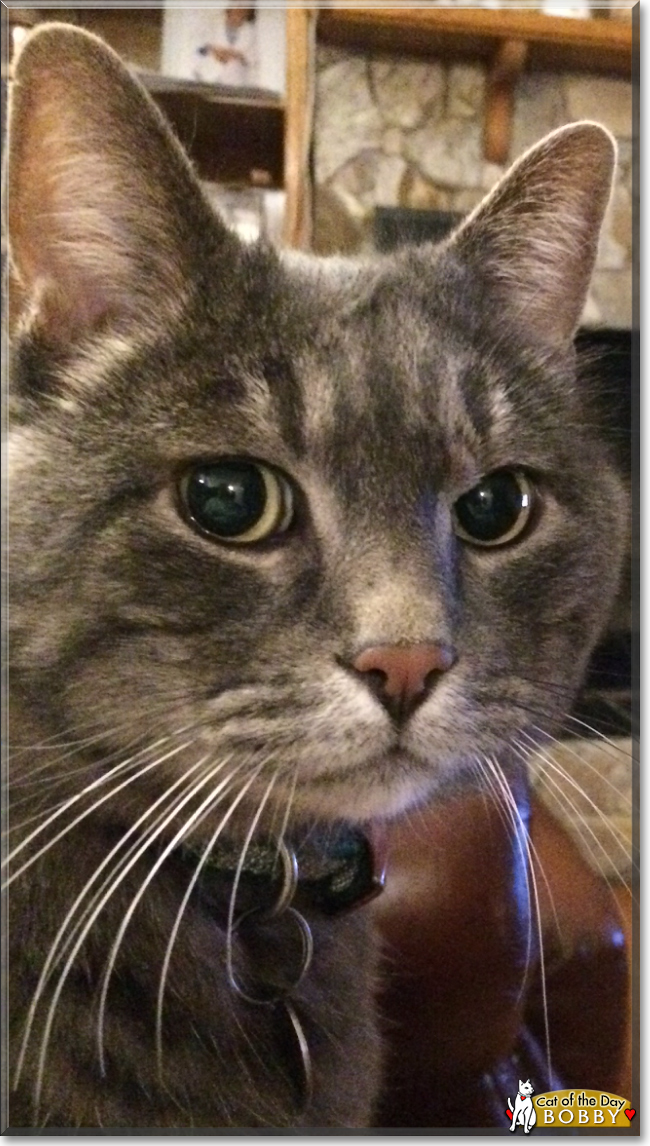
left=6, top=25, right=626, bottom=827
left=518, top=1080, right=535, bottom=1096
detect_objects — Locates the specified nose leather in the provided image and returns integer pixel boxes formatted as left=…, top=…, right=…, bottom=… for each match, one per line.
left=351, top=643, right=455, bottom=723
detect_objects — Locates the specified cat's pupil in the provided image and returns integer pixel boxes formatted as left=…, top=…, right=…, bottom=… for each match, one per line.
left=454, top=470, right=531, bottom=545
left=186, top=462, right=266, bottom=537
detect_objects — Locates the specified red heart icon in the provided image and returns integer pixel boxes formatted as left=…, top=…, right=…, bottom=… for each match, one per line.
left=506, top=1110, right=513, bottom=1121
left=625, top=1109, right=636, bottom=1121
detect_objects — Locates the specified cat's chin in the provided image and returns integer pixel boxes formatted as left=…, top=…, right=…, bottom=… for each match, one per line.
left=283, top=765, right=438, bottom=825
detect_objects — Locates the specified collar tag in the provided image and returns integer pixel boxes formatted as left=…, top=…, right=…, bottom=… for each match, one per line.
left=296, top=824, right=387, bottom=915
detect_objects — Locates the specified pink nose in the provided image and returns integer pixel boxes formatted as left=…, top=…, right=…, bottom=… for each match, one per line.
left=351, top=643, right=455, bottom=723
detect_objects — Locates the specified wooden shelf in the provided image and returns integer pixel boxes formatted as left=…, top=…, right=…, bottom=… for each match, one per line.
left=142, top=78, right=285, bottom=188
left=318, top=7, right=633, bottom=163
left=318, top=7, right=632, bottom=76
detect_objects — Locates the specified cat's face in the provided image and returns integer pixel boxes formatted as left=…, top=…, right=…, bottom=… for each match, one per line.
left=7, top=26, right=626, bottom=828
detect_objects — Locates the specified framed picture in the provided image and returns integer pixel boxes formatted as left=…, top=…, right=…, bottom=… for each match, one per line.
left=161, top=4, right=286, bottom=95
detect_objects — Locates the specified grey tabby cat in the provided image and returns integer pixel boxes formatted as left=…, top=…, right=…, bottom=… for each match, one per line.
left=4, top=23, right=626, bottom=1131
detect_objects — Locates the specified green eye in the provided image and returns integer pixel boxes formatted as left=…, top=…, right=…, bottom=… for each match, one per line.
left=453, top=469, right=534, bottom=547
left=181, top=460, right=294, bottom=544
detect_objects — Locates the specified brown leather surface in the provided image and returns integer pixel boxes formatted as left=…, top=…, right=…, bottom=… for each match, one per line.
left=372, top=780, right=632, bottom=1129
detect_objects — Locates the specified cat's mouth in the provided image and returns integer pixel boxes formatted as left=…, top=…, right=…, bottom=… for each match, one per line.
left=385, top=743, right=408, bottom=758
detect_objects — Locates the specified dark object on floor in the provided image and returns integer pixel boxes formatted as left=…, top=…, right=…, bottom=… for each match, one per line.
left=373, top=780, right=633, bottom=1129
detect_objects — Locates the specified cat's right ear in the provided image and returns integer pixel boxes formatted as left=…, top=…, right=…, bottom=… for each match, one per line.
left=6, top=23, right=236, bottom=343
left=447, top=122, right=616, bottom=348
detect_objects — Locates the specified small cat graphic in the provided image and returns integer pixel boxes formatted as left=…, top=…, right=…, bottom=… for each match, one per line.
left=508, top=1079, right=537, bottom=1134
left=4, top=21, right=626, bottom=1131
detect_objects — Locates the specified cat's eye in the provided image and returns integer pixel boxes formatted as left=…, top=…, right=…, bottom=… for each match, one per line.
left=453, top=469, right=534, bottom=547
left=181, top=460, right=294, bottom=544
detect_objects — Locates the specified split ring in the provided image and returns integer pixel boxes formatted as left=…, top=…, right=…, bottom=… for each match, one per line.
left=227, top=906, right=314, bottom=1006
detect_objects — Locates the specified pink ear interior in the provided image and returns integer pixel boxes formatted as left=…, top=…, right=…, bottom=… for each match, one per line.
left=7, top=23, right=220, bottom=342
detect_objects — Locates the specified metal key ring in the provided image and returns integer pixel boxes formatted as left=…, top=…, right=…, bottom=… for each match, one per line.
left=266, top=842, right=298, bottom=918
left=227, top=905, right=314, bottom=1006
left=230, top=842, right=298, bottom=927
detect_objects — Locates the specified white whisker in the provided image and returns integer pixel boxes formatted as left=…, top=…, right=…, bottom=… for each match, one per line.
left=274, top=769, right=297, bottom=863
left=558, top=714, right=634, bottom=756
left=224, top=771, right=279, bottom=1008
left=8, top=691, right=204, bottom=761
left=532, top=765, right=626, bottom=896
left=476, top=756, right=536, bottom=988
left=9, top=725, right=150, bottom=785
left=520, top=743, right=634, bottom=898
left=529, top=724, right=633, bottom=810
left=483, top=754, right=552, bottom=1082
left=154, top=758, right=272, bottom=1077
left=94, top=756, right=263, bottom=1077
left=12, top=752, right=217, bottom=1093
left=519, top=731, right=634, bottom=870
left=8, top=720, right=139, bottom=759
left=31, top=750, right=221, bottom=1112
left=8, top=730, right=152, bottom=794
left=3, top=736, right=194, bottom=888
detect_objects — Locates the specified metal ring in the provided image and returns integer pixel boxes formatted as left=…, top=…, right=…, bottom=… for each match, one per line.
left=227, top=906, right=314, bottom=1006
left=231, top=843, right=298, bottom=929
left=267, top=843, right=298, bottom=918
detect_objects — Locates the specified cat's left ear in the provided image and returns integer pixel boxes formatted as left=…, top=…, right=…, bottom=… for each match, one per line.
left=6, top=23, right=237, bottom=343
left=447, top=122, right=616, bottom=347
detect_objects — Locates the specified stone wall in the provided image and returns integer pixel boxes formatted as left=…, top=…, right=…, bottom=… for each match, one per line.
left=314, top=46, right=633, bottom=327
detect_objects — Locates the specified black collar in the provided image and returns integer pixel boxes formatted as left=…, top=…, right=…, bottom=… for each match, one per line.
left=177, top=823, right=386, bottom=920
